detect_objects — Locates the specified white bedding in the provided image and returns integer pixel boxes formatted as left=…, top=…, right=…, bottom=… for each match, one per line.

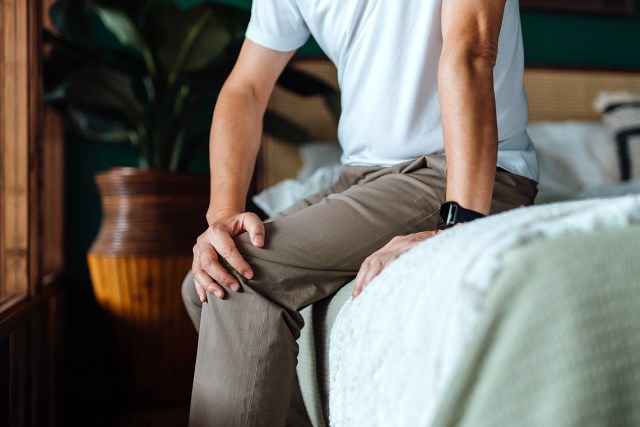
left=527, top=121, right=618, bottom=201
left=253, top=142, right=341, bottom=217
left=328, top=195, right=640, bottom=427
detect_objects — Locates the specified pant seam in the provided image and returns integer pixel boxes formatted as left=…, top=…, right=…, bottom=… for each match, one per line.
left=244, top=303, right=268, bottom=426
left=404, top=206, right=441, bottom=234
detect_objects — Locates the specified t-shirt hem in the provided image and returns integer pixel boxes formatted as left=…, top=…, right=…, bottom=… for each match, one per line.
left=340, top=132, right=540, bottom=182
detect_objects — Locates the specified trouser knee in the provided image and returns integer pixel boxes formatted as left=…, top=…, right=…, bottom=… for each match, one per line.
left=181, top=270, right=202, bottom=332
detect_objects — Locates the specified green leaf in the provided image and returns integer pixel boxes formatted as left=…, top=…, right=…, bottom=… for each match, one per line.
left=263, top=111, right=310, bottom=144
left=43, top=30, right=88, bottom=101
left=43, top=27, right=150, bottom=82
left=172, top=8, right=222, bottom=75
left=66, top=105, right=136, bottom=143
left=180, top=36, right=243, bottom=88
left=43, top=28, right=90, bottom=62
left=64, top=65, right=144, bottom=115
left=49, top=0, right=93, bottom=46
left=92, top=5, right=142, bottom=50
left=91, top=4, right=157, bottom=77
left=158, top=3, right=248, bottom=84
left=62, top=64, right=149, bottom=156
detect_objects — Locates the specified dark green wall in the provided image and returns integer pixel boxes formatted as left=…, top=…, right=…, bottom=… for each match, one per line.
left=63, top=2, right=640, bottom=413
left=521, top=5, right=640, bottom=69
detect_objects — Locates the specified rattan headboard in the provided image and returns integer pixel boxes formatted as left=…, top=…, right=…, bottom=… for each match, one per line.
left=259, top=60, right=640, bottom=189
left=525, top=68, right=640, bottom=121
left=260, top=60, right=339, bottom=189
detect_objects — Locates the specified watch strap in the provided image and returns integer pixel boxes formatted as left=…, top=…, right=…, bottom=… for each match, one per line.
left=439, top=201, right=486, bottom=229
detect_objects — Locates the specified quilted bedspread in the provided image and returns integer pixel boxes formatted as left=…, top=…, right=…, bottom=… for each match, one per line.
left=329, top=195, right=640, bottom=427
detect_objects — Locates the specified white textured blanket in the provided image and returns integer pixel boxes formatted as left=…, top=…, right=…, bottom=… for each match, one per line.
left=329, top=195, right=640, bottom=427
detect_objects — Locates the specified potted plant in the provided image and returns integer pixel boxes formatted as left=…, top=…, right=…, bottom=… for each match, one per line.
left=44, top=0, right=339, bottom=406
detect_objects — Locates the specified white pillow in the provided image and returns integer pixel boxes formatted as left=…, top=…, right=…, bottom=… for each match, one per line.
left=253, top=142, right=342, bottom=217
left=297, top=141, right=342, bottom=180
left=527, top=121, right=618, bottom=202
left=594, top=91, right=640, bottom=181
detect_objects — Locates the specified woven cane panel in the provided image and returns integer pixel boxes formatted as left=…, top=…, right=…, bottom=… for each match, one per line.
left=525, top=68, right=640, bottom=121
left=262, top=60, right=340, bottom=189
left=262, top=140, right=304, bottom=189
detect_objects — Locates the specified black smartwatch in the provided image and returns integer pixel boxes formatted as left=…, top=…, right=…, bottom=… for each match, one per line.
left=439, top=201, right=486, bottom=229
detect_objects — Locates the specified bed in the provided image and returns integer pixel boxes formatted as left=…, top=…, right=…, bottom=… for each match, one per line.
left=253, top=61, right=640, bottom=427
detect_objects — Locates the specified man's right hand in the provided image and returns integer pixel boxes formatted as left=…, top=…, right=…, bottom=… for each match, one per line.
left=192, top=210, right=265, bottom=302
left=193, top=40, right=293, bottom=302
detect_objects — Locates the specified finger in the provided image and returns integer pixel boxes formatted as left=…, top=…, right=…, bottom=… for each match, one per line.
left=194, top=276, right=218, bottom=302
left=197, top=245, right=241, bottom=291
left=352, top=277, right=362, bottom=299
left=199, top=252, right=242, bottom=292
left=354, top=259, right=385, bottom=298
left=192, top=250, right=208, bottom=302
left=353, top=259, right=372, bottom=298
left=192, top=271, right=208, bottom=302
left=243, top=213, right=265, bottom=248
left=193, top=268, right=225, bottom=299
left=208, top=228, right=254, bottom=281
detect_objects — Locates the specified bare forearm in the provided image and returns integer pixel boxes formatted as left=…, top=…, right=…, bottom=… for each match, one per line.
left=204, top=40, right=294, bottom=224
left=193, top=40, right=294, bottom=302
left=207, top=83, right=265, bottom=223
left=439, top=53, right=497, bottom=215
left=438, top=0, right=507, bottom=216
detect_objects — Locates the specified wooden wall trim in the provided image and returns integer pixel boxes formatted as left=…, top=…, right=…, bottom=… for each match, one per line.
left=0, top=0, right=65, bottom=420
left=28, top=0, right=44, bottom=296
left=1, top=0, right=62, bottom=311
left=1, top=0, right=31, bottom=306
left=0, top=279, right=62, bottom=340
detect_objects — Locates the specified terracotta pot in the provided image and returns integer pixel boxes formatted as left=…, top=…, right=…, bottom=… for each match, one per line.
left=87, top=167, right=209, bottom=405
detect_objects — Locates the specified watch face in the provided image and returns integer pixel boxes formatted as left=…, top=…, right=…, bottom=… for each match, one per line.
left=440, top=201, right=459, bottom=227
left=440, top=201, right=485, bottom=228
left=446, top=202, right=459, bottom=226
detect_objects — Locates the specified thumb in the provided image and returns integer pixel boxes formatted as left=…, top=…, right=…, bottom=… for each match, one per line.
left=243, top=213, right=265, bottom=247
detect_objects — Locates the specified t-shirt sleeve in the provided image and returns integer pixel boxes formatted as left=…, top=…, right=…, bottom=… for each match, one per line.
left=245, top=0, right=310, bottom=52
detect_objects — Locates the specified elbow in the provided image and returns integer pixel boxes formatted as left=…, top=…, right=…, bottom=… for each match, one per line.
left=472, top=41, right=499, bottom=70
left=219, top=78, right=269, bottom=114
left=439, top=40, right=498, bottom=81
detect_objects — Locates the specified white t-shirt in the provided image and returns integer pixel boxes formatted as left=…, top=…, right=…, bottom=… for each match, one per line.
left=246, top=0, right=539, bottom=181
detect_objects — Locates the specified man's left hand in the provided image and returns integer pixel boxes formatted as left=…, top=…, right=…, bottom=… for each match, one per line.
left=352, top=230, right=441, bottom=299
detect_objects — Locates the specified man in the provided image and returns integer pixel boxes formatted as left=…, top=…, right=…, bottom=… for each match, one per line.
left=182, top=0, right=538, bottom=425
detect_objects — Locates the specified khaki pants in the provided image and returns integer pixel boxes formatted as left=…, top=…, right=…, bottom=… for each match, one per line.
left=181, top=155, right=537, bottom=427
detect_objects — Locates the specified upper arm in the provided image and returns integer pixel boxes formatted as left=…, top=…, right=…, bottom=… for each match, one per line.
left=440, top=0, right=507, bottom=65
left=223, top=38, right=296, bottom=108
